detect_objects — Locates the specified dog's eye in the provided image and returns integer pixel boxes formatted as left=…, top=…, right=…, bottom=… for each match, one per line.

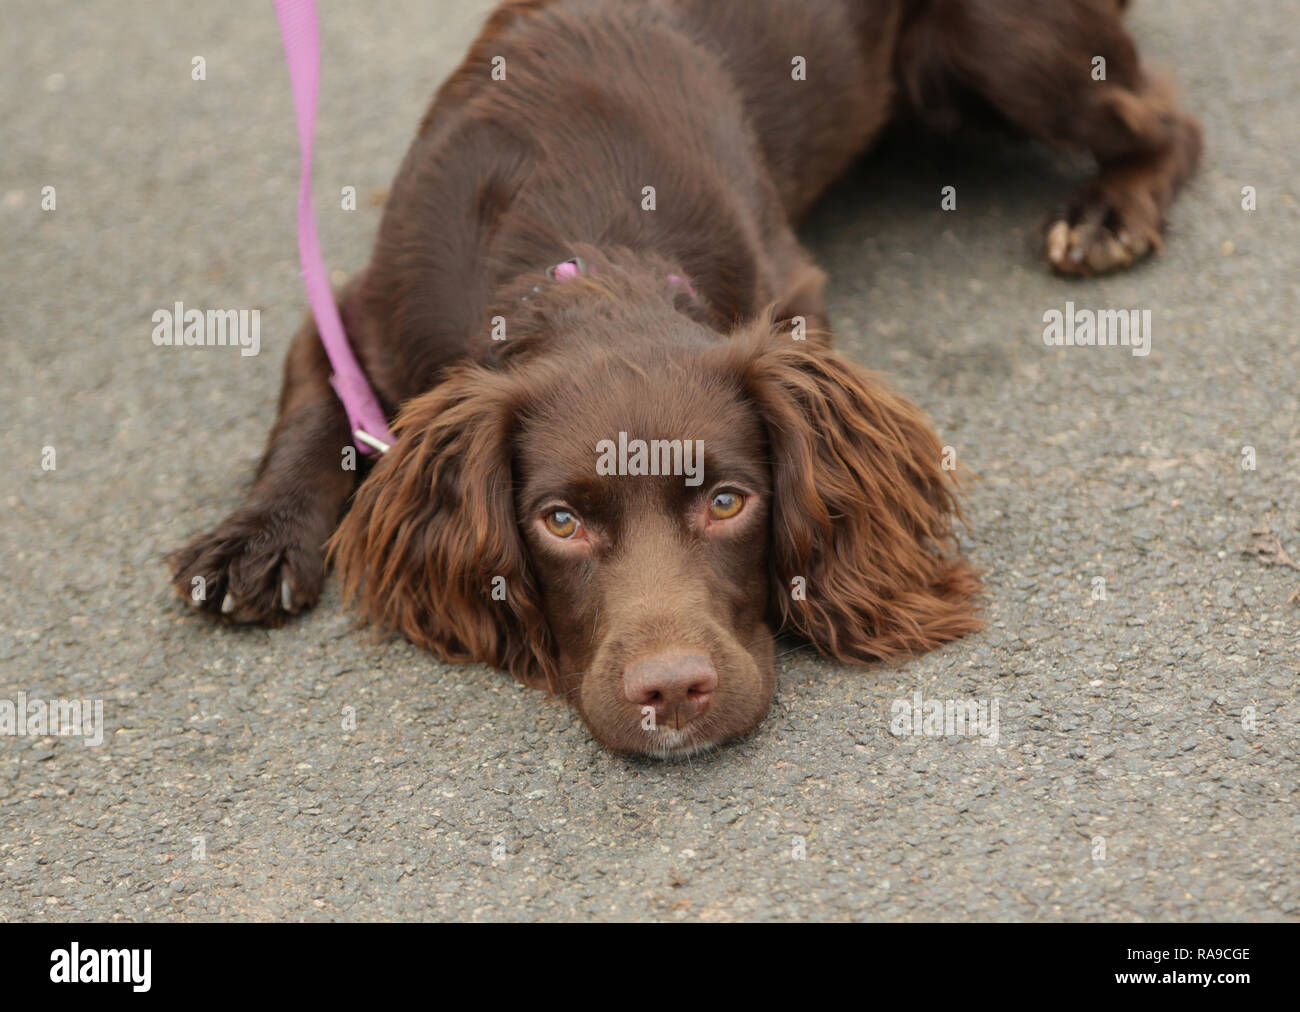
left=543, top=509, right=580, bottom=539
left=708, top=491, right=744, bottom=521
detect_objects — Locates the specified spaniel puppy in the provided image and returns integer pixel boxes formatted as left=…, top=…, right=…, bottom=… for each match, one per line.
left=170, top=0, right=1200, bottom=756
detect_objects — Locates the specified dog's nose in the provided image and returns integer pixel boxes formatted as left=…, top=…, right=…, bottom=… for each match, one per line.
left=624, top=653, right=718, bottom=727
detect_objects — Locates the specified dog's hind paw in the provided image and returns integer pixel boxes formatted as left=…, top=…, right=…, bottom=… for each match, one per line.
left=1044, top=182, right=1162, bottom=277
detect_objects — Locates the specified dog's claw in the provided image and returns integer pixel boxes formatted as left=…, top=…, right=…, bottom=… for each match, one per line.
left=280, top=577, right=294, bottom=613
left=1046, top=214, right=1151, bottom=277
left=1047, top=220, right=1070, bottom=265
left=221, top=591, right=235, bottom=615
left=1103, top=234, right=1132, bottom=269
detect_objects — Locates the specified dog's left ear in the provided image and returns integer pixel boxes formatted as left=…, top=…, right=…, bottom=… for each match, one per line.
left=722, top=325, right=982, bottom=660
left=328, top=365, right=557, bottom=689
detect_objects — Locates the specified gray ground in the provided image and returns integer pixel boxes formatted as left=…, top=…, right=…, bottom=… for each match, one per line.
left=2, top=0, right=1297, bottom=922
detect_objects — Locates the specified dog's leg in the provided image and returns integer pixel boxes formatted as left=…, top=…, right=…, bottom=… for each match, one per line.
left=899, top=0, right=1202, bottom=275
left=770, top=232, right=833, bottom=347
left=168, top=296, right=362, bottom=624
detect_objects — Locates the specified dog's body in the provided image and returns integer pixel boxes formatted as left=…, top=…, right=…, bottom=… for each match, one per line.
left=171, top=0, right=1200, bottom=755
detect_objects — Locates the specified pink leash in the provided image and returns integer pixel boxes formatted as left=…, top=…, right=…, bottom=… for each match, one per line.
left=272, top=0, right=394, bottom=454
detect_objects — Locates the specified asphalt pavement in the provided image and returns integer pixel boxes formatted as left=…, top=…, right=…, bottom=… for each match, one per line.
left=1, top=0, right=1296, bottom=920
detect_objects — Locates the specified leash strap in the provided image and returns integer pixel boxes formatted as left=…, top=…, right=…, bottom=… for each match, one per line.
left=272, top=0, right=394, bottom=454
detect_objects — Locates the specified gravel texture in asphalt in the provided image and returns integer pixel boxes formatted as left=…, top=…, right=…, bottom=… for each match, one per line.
left=1, top=1, right=1297, bottom=920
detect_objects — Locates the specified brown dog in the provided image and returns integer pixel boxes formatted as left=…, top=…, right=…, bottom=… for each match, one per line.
left=170, top=0, right=1200, bottom=756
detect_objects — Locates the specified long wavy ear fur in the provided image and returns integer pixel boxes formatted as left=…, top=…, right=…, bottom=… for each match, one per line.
left=720, top=324, right=982, bottom=660
left=328, top=365, right=557, bottom=688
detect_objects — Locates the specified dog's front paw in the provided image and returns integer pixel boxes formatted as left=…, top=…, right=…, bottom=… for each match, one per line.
left=168, top=505, right=325, bottom=626
left=1045, top=182, right=1162, bottom=277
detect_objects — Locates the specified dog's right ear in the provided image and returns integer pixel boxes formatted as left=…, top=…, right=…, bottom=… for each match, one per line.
left=328, top=365, right=558, bottom=689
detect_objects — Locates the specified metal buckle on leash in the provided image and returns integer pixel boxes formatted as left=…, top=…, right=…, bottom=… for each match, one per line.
left=353, top=429, right=391, bottom=455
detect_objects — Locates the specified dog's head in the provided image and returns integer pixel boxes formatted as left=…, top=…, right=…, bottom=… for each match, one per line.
left=330, top=260, right=979, bottom=757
